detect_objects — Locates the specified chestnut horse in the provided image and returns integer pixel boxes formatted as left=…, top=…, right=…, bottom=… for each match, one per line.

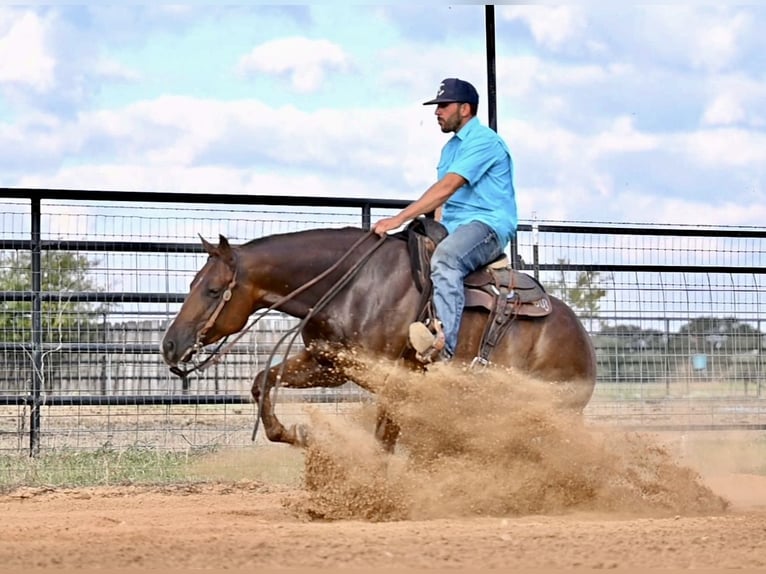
left=161, top=227, right=597, bottom=451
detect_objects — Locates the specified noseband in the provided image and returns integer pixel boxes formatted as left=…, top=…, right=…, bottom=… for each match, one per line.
left=169, top=261, right=238, bottom=378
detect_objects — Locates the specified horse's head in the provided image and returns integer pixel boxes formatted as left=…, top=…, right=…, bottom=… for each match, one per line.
left=161, top=234, right=255, bottom=369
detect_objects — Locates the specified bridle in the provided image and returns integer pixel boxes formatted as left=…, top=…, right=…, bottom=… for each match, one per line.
left=169, top=230, right=390, bottom=441
left=169, top=230, right=388, bottom=380
left=168, top=263, right=238, bottom=378
left=168, top=229, right=407, bottom=443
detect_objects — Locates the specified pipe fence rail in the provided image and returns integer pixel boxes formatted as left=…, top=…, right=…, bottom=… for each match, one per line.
left=1, top=187, right=765, bottom=455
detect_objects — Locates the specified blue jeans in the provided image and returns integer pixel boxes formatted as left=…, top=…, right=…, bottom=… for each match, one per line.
left=431, top=220, right=505, bottom=357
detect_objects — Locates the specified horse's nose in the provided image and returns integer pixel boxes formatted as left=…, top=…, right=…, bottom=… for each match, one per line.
left=161, top=337, right=176, bottom=359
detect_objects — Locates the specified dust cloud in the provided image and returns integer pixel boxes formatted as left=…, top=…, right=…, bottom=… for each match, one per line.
left=292, top=356, right=729, bottom=521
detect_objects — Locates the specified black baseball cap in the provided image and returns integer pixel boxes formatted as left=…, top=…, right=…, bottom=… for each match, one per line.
left=423, top=78, right=479, bottom=105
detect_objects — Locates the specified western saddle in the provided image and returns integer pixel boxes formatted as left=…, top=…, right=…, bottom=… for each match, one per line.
left=399, top=217, right=552, bottom=365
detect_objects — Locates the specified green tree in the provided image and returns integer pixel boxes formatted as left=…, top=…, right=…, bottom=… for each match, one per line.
left=546, top=258, right=609, bottom=328
left=598, top=324, right=666, bottom=352
left=0, top=251, right=106, bottom=343
left=675, top=316, right=763, bottom=354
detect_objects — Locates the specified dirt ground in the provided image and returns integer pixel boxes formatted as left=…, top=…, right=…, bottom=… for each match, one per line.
left=0, top=476, right=764, bottom=570
left=2, top=363, right=766, bottom=570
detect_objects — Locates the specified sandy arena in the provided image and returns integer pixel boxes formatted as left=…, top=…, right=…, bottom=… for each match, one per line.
left=1, top=362, right=765, bottom=570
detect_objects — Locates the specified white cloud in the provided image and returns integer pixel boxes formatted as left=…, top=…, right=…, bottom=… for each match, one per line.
left=499, top=6, right=586, bottom=52
left=0, top=10, right=55, bottom=90
left=613, top=191, right=766, bottom=228
left=93, top=57, right=142, bottom=83
left=622, top=6, right=751, bottom=73
left=0, top=110, right=71, bottom=159
left=702, top=93, right=745, bottom=126
left=6, top=88, right=766, bottom=229
left=3, top=5, right=766, bottom=232
left=677, top=128, right=766, bottom=168
left=4, top=94, right=438, bottom=199
left=236, top=36, right=352, bottom=93
left=690, top=10, right=750, bottom=72
left=589, top=116, right=659, bottom=157
left=700, top=74, right=766, bottom=128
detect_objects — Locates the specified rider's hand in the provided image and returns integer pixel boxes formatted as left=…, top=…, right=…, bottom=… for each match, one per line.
left=372, top=216, right=405, bottom=236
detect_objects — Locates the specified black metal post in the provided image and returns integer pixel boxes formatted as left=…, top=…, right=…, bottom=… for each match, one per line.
left=486, top=6, right=518, bottom=267
left=485, top=5, right=497, bottom=132
left=532, top=216, right=540, bottom=280
left=361, top=204, right=371, bottom=230
left=30, top=197, right=42, bottom=456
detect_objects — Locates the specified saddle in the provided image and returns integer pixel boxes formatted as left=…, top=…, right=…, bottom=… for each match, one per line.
left=401, top=217, right=552, bottom=365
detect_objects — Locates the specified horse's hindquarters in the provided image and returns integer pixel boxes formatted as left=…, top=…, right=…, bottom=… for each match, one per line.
left=456, top=300, right=597, bottom=410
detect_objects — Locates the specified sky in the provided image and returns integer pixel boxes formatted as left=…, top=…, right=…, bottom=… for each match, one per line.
left=2, top=3, right=766, bottom=228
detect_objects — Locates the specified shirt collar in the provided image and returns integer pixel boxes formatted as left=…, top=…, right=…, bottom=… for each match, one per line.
left=455, top=115, right=480, bottom=140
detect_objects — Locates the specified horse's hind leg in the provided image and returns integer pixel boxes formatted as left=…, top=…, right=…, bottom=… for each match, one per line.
left=251, top=349, right=348, bottom=447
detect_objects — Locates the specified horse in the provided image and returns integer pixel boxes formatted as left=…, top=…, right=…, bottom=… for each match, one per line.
left=160, top=226, right=597, bottom=452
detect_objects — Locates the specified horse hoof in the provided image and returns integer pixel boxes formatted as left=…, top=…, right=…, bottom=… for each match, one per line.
left=293, top=423, right=312, bottom=447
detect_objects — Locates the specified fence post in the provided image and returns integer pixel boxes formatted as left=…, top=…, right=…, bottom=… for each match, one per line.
left=361, top=203, right=371, bottom=231
left=29, top=197, right=42, bottom=456
left=531, top=212, right=539, bottom=280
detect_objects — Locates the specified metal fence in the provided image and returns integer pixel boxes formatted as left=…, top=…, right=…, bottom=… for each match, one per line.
left=1, top=187, right=765, bottom=456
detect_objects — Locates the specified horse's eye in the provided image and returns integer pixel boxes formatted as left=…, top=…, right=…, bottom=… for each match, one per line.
left=207, top=288, right=221, bottom=298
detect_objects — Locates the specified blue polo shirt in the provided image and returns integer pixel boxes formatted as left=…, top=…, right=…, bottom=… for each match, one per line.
left=437, top=116, right=517, bottom=246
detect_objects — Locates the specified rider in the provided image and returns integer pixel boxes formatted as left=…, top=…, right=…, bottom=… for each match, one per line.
left=373, top=77, right=518, bottom=363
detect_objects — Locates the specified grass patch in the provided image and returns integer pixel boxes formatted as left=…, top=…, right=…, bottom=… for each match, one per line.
left=0, top=445, right=197, bottom=491
left=659, top=431, right=766, bottom=476
left=187, top=444, right=305, bottom=486
left=593, top=379, right=764, bottom=400
left=0, top=443, right=305, bottom=491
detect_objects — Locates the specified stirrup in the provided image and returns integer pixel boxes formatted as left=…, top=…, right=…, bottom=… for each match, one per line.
left=408, top=320, right=445, bottom=364
left=470, top=356, right=490, bottom=369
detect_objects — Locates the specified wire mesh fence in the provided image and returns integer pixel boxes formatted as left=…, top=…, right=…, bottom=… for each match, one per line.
left=1, top=189, right=765, bottom=483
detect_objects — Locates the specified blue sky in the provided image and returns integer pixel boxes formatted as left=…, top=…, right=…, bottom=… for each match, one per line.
left=2, top=4, right=766, bottom=227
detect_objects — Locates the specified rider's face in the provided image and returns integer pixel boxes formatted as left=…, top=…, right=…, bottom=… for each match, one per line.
left=435, top=102, right=468, bottom=133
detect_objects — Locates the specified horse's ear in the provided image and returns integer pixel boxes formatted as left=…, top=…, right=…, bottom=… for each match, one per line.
left=199, top=233, right=235, bottom=265
left=216, top=234, right=236, bottom=267
left=199, top=234, right=216, bottom=255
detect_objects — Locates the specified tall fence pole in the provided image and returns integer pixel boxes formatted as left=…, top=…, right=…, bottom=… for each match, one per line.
left=361, top=203, right=371, bottom=230
left=30, top=197, right=42, bottom=455
left=485, top=5, right=522, bottom=270
left=485, top=5, right=497, bottom=132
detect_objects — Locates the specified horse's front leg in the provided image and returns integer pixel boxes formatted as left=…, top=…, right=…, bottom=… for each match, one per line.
left=251, top=349, right=348, bottom=447
left=374, top=405, right=400, bottom=454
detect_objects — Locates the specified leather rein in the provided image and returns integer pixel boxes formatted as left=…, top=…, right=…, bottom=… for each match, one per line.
left=169, top=230, right=387, bottom=379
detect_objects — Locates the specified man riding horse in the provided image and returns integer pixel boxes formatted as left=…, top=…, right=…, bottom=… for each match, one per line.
left=373, top=78, right=517, bottom=364
left=160, top=78, right=596, bottom=451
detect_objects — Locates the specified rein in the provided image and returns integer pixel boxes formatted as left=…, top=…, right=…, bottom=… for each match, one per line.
left=251, top=231, right=388, bottom=441
left=171, top=229, right=386, bottom=383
